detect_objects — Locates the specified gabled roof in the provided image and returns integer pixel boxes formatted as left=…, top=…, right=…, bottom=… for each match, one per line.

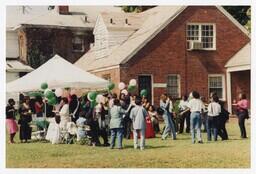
left=17, top=11, right=94, bottom=30
left=75, top=6, right=250, bottom=72
left=7, top=6, right=122, bottom=31
left=6, top=59, right=34, bottom=73
left=75, top=6, right=186, bottom=71
left=100, top=11, right=146, bottom=31
left=225, top=42, right=250, bottom=68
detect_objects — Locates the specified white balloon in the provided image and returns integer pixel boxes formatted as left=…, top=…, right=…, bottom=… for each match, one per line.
left=55, top=88, right=63, bottom=97
left=121, top=89, right=128, bottom=96
left=129, top=79, right=137, bottom=86
left=118, top=82, right=126, bottom=90
left=96, top=94, right=104, bottom=104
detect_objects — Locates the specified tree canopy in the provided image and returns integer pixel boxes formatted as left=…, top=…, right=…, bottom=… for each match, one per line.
left=121, top=6, right=251, bottom=30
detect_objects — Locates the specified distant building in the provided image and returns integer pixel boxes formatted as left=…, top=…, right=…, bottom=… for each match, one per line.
left=6, top=5, right=122, bottom=68
left=76, top=6, right=250, bottom=112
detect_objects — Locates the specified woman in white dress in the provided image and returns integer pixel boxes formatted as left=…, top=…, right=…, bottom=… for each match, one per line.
left=59, top=97, right=70, bottom=131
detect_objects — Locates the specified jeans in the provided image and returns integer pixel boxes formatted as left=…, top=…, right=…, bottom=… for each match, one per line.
left=185, top=111, right=191, bottom=133
left=133, top=129, right=145, bottom=150
left=207, top=116, right=218, bottom=141
left=238, top=111, right=247, bottom=138
left=190, top=112, right=202, bottom=143
left=162, top=113, right=176, bottom=140
left=201, top=112, right=207, bottom=131
left=110, top=128, right=123, bottom=148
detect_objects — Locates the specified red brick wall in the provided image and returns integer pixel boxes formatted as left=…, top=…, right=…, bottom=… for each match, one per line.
left=231, top=70, right=250, bottom=107
left=120, top=6, right=250, bottom=106
left=91, top=68, right=121, bottom=95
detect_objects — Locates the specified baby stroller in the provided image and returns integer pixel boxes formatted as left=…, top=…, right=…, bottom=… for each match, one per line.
left=61, top=122, right=77, bottom=144
left=76, top=111, right=93, bottom=145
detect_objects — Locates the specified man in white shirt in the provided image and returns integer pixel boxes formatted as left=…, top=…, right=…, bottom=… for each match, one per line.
left=187, top=91, right=205, bottom=144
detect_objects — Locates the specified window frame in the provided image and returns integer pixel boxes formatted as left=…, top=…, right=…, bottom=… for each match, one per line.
left=72, top=35, right=85, bottom=52
left=208, top=74, right=226, bottom=101
left=186, top=23, right=216, bottom=50
left=166, top=74, right=181, bottom=98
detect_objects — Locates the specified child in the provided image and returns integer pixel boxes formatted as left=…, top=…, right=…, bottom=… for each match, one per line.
left=200, top=96, right=208, bottom=132
left=148, top=105, right=160, bottom=133
left=178, top=95, right=190, bottom=133
left=76, top=112, right=87, bottom=141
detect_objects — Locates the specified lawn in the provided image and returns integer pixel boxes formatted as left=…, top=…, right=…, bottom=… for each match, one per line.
left=6, top=118, right=250, bottom=168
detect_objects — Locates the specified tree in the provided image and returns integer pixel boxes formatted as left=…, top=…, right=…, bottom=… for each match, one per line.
left=245, top=7, right=251, bottom=32
left=121, top=6, right=155, bottom=13
left=121, top=6, right=250, bottom=28
left=223, top=6, right=250, bottom=26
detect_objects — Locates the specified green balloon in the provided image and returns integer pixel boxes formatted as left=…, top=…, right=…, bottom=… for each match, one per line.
left=107, top=82, right=115, bottom=91
left=90, top=100, right=97, bottom=109
left=41, top=82, right=48, bottom=90
left=140, top=89, right=148, bottom=97
left=45, top=90, right=55, bottom=99
left=87, top=91, right=97, bottom=101
left=128, top=85, right=136, bottom=92
left=48, top=97, right=57, bottom=105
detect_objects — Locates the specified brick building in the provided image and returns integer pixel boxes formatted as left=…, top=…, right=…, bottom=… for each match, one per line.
left=7, top=6, right=122, bottom=68
left=75, top=6, right=250, bottom=112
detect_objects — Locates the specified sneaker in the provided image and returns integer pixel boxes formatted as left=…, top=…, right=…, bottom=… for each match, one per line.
left=198, top=140, right=203, bottom=144
left=103, top=143, right=110, bottom=147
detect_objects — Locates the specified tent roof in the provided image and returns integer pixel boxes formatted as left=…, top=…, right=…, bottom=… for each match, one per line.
left=225, top=43, right=251, bottom=68
left=6, top=55, right=108, bottom=93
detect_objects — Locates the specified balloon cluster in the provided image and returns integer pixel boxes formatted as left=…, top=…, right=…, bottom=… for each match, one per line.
left=87, top=91, right=98, bottom=108
left=40, top=82, right=60, bottom=106
left=118, top=79, right=137, bottom=95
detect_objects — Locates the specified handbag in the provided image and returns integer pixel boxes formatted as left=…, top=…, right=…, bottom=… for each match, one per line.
left=156, top=107, right=164, bottom=116
left=243, top=109, right=249, bottom=119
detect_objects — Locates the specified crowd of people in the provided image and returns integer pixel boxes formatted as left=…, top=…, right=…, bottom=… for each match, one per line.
left=6, top=90, right=250, bottom=150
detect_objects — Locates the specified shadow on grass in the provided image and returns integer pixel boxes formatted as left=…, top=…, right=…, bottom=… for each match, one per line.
left=123, top=144, right=170, bottom=149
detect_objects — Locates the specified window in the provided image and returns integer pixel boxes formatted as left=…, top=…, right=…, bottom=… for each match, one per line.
left=72, top=35, right=84, bottom=52
left=167, top=75, right=180, bottom=98
left=208, top=75, right=225, bottom=100
left=187, top=23, right=216, bottom=50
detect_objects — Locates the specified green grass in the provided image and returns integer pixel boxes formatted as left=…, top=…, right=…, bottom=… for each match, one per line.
left=6, top=118, right=250, bottom=168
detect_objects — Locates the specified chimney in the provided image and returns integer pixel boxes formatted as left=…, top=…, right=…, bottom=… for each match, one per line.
left=58, top=6, right=69, bottom=15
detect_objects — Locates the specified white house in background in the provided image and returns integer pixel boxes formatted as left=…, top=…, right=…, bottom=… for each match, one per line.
left=6, top=28, right=34, bottom=102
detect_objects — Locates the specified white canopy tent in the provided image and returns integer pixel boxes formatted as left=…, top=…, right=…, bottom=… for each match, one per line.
left=6, top=54, right=109, bottom=93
